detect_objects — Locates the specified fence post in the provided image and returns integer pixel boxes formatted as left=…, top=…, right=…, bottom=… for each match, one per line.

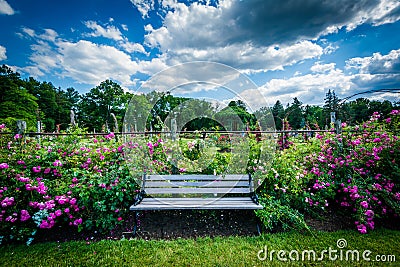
left=330, top=112, right=336, bottom=125
left=171, top=117, right=177, bottom=141
left=335, top=119, right=342, bottom=134
left=37, top=121, right=42, bottom=144
left=16, top=120, right=26, bottom=135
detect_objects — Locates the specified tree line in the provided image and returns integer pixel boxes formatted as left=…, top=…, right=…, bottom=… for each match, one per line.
left=1, top=64, right=398, bottom=133
left=267, top=90, right=399, bottom=131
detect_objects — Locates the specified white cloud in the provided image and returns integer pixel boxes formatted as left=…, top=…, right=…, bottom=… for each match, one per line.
left=57, top=40, right=139, bottom=86
left=246, top=49, right=400, bottom=106
left=121, top=24, right=129, bottom=31
left=345, top=49, right=400, bottom=91
left=120, top=41, right=147, bottom=54
left=84, top=21, right=123, bottom=41
left=21, top=27, right=36, bottom=38
left=83, top=20, right=149, bottom=56
left=143, top=1, right=326, bottom=73
left=18, top=28, right=143, bottom=88
left=0, top=45, right=6, bottom=61
left=130, top=0, right=155, bottom=18
left=29, top=40, right=61, bottom=72
left=346, top=49, right=400, bottom=74
left=39, top=29, right=58, bottom=42
left=258, top=67, right=354, bottom=106
left=0, top=0, right=14, bottom=15
left=346, top=0, right=400, bottom=30
left=139, top=0, right=400, bottom=75
left=0, top=45, right=7, bottom=61
left=146, top=0, right=400, bottom=50
left=310, top=62, right=336, bottom=73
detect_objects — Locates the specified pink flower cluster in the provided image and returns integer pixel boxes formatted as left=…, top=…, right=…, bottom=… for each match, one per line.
left=0, top=163, right=9, bottom=169
left=303, top=110, right=399, bottom=234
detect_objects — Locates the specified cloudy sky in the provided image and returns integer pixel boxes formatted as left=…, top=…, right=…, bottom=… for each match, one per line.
left=0, top=0, right=399, bottom=107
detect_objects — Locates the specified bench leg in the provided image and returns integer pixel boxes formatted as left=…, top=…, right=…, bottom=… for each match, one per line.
left=256, top=221, right=262, bottom=235
left=133, top=211, right=140, bottom=237
left=256, top=216, right=263, bottom=235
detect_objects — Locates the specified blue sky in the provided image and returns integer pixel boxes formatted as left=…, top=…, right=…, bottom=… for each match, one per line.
left=0, top=0, right=399, bottom=107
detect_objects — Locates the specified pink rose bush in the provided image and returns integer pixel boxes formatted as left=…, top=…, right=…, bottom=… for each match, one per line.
left=0, top=126, right=146, bottom=244
left=256, top=110, right=399, bottom=234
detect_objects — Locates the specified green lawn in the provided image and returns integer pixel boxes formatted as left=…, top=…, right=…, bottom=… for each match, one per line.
left=1, top=229, right=399, bottom=266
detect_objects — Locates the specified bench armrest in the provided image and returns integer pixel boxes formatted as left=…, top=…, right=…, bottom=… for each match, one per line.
left=133, top=174, right=147, bottom=206
left=248, top=173, right=259, bottom=204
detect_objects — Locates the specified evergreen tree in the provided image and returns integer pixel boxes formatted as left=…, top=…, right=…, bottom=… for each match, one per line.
left=323, top=89, right=340, bottom=125
left=272, top=100, right=285, bottom=130
left=287, top=97, right=304, bottom=129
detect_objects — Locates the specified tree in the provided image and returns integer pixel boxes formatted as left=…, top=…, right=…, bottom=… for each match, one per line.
left=79, top=80, right=125, bottom=132
left=350, top=98, right=370, bottom=123
left=215, top=100, right=255, bottom=131
left=124, top=93, right=152, bottom=132
left=287, top=97, right=304, bottom=129
left=304, top=105, right=324, bottom=129
left=0, top=65, right=38, bottom=130
left=323, top=89, right=340, bottom=125
left=271, top=100, right=285, bottom=130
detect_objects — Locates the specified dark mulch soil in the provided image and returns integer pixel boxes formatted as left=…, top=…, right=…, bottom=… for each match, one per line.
left=32, top=210, right=400, bottom=244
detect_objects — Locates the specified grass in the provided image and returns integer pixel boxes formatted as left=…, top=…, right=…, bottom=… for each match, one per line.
left=1, top=228, right=399, bottom=266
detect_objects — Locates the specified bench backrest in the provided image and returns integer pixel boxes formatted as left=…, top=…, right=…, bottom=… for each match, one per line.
left=142, top=174, right=253, bottom=197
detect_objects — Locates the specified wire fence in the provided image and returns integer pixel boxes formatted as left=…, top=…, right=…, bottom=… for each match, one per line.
left=0, top=129, right=332, bottom=137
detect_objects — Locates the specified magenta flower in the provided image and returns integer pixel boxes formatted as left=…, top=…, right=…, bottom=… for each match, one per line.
left=0, top=163, right=9, bottom=169
left=55, top=209, right=62, bottom=217
left=32, top=166, right=41, bottom=173
left=360, top=201, right=368, bottom=209
left=357, top=224, right=367, bottom=234
left=53, top=160, right=63, bottom=167
left=366, top=221, right=375, bottom=230
left=70, top=198, right=77, bottom=205
left=40, top=220, right=51, bottom=229
left=14, top=134, right=22, bottom=139
left=105, top=132, right=115, bottom=139
left=20, top=210, right=31, bottom=222
left=365, top=210, right=374, bottom=217
left=73, top=218, right=83, bottom=226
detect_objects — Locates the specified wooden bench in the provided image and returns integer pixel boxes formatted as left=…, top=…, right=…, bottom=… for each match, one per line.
left=130, top=174, right=263, bottom=236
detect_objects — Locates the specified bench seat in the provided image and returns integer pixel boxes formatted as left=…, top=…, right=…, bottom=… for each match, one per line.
left=130, top=197, right=263, bottom=210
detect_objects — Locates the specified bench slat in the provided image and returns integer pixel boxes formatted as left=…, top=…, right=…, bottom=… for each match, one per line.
left=145, top=187, right=249, bottom=195
left=146, top=174, right=248, bottom=181
left=137, top=197, right=253, bottom=203
left=144, top=181, right=249, bottom=188
left=130, top=197, right=263, bottom=210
